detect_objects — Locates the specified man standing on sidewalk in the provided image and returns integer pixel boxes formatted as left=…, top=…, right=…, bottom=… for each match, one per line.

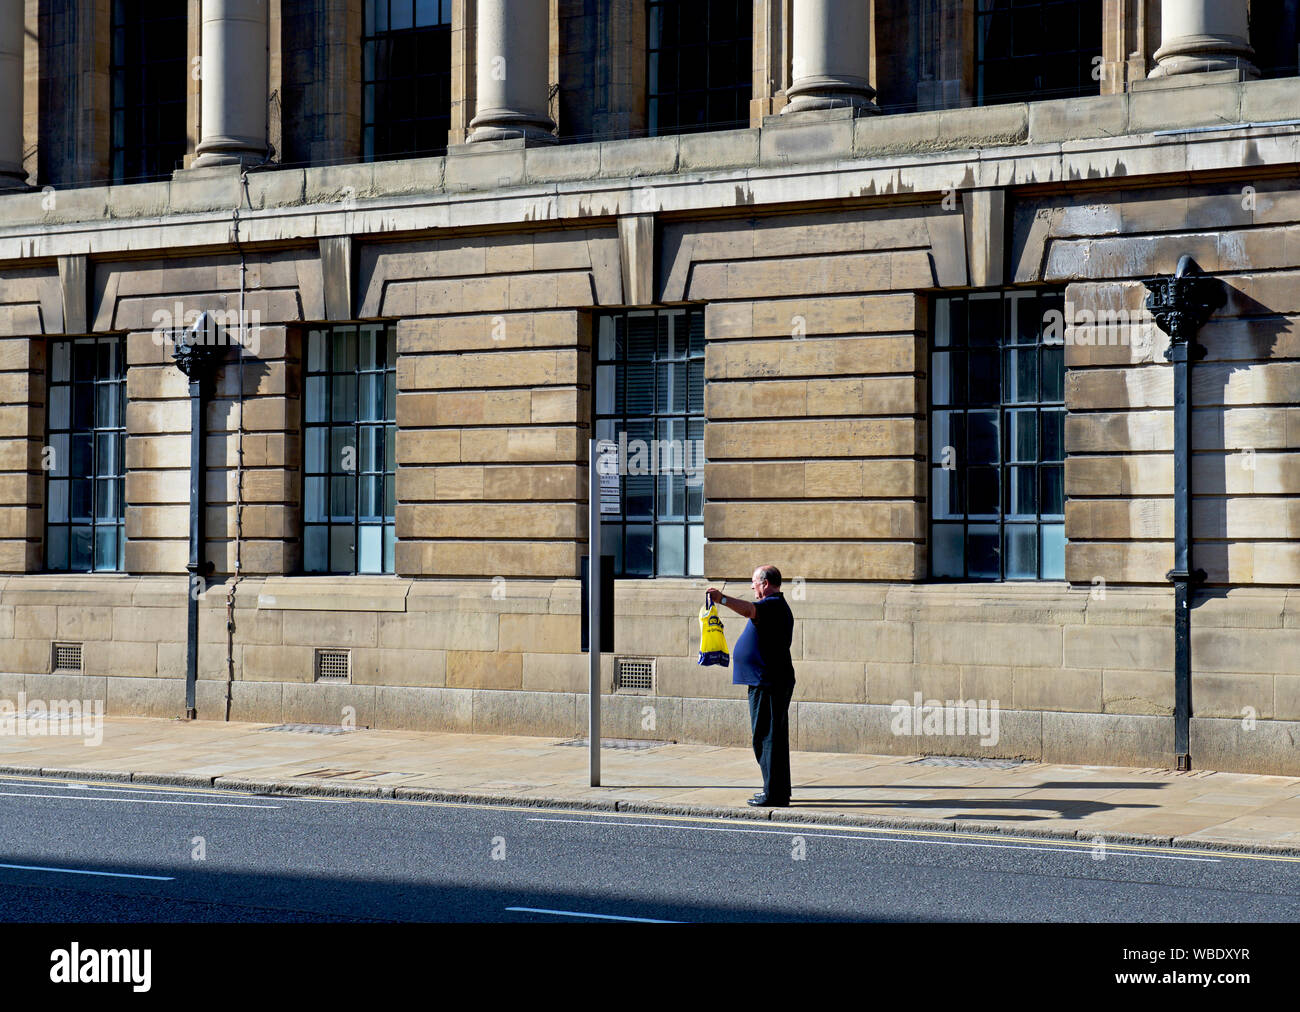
left=707, top=565, right=795, bottom=808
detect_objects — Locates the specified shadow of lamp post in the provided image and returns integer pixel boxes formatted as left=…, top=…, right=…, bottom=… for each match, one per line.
left=172, top=314, right=226, bottom=720
left=1144, top=255, right=1225, bottom=771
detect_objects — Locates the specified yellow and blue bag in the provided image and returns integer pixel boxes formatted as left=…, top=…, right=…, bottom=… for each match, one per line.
left=697, top=595, right=730, bottom=667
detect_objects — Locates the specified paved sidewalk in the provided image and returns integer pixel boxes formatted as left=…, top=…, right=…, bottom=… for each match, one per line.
left=5, top=716, right=1300, bottom=855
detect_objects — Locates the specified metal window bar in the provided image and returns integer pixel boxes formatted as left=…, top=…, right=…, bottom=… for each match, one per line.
left=928, top=290, right=1067, bottom=581
left=45, top=337, right=127, bottom=573
left=595, top=308, right=706, bottom=578
left=303, top=324, right=398, bottom=574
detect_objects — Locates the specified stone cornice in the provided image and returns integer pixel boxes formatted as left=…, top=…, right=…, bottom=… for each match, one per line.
left=0, top=77, right=1297, bottom=266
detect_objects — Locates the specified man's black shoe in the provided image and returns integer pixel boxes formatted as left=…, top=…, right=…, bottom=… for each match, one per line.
left=747, top=794, right=789, bottom=808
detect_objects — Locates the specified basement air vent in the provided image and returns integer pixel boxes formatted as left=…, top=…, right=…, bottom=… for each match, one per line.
left=315, top=649, right=351, bottom=682
left=614, top=656, right=655, bottom=694
left=558, top=737, right=671, bottom=751
left=52, top=642, right=83, bottom=674
left=909, top=756, right=1030, bottom=770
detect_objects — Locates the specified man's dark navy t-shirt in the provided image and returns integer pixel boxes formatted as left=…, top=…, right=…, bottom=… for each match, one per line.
left=732, top=593, right=795, bottom=688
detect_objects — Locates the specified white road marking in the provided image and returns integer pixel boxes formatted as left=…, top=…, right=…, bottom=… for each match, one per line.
left=0, top=780, right=239, bottom=799
left=0, top=862, right=174, bottom=881
left=0, top=778, right=356, bottom=805
left=0, top=789, right=279, bottom=809
left=526, top=816, right=1222, bottom=863
left=506, top=906, right=681, bottom=923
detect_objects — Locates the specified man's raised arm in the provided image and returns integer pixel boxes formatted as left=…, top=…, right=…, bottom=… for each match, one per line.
left=706, top=587, right=756, bottom=621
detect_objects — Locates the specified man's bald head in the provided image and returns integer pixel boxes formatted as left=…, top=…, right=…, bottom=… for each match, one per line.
left=754, top=565, right=782, bottom=588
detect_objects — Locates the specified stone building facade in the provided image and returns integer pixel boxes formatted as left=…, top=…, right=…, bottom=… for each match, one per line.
left=1, top=0, right=1298, bottom=773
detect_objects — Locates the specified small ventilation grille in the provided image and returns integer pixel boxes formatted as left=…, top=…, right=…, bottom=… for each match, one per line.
left=909, top=756, right=1030, bottom=770
left=558, top=738, right=671, bottom=751
left=52, top=642, right=83, bottom=673
left=315, top=649, right=351, bottom=682
left=260, top=723, right=358, bottom=735
left=614, top=657, right=655, bottom=694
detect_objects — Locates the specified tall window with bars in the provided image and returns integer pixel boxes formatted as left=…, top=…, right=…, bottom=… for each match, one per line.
left=111, top=1, right=188, bottom=183
left=974, top=0, right=1102, bottom=106
left=364, top=0, right=453, bottom=160
left=647, top=0, right=753, bottom=135
left=930, top=291, right=1066, bottom=581
left=595, top=308, right=705, bottom=578
left=303, top=324, right=397, bottom=574
left=46, top=338, right=127, bottom=572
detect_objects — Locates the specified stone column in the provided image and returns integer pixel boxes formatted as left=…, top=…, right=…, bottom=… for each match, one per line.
left=782, top=0, right=877, bottom=114
left=0, top=0, right=25, bottom=187
left=469, top=0, right=555, bottom=143
left=1149, top=0, right=1257, bottom=79
left=193, top=0, right=270, bottom=168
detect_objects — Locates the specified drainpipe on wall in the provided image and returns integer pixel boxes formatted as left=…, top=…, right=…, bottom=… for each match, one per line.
left=172, top=316, right=226, bottom=720
left=1143, top=255, right=1225, bottom=771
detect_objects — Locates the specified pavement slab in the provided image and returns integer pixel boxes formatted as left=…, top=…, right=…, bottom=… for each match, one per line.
left=6, top=715, right=1300, bottom=854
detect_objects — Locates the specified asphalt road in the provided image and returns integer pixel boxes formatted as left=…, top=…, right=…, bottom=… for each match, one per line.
left=0, top=775, right=1298, bottom=923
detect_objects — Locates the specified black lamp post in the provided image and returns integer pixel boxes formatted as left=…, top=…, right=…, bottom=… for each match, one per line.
left=1144, top=255, right=1225, bottom=771
left=172, top=314, right=226, bottom=720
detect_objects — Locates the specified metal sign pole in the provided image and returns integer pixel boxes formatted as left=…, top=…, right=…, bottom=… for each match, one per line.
left=588, top=438, right=601, bottom=787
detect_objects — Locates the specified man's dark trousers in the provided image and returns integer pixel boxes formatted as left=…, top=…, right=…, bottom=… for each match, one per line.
left=748, top=682, right=793, bottom=801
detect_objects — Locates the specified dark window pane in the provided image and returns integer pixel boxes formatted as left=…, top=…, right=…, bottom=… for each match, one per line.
left=364, top=5, right=451, bottom=160
left=624, top=526, right=654, bottom=575
left=969, top=351, right=1000, bottom=403
left=1006, top=347, right=1037, bottom=402
left=968, top=467, right=1000, bottom=517
left=70, top=527, right=93, bottom=571
left=968, top=411, right=1000, bottom=466
left=967, top=525, right=1001, bottom=579
left=1042, top=408, right=1065, bottom=461
left=1041, top=465, right=1064, bottom=517
left=304, top=526, right=328, bottom=572
left=977, top=0, right=1101, bottom=106
left=1008, top=409, right=1037, bottom=462
left=932, top=467, right=963, bottom=519
left=330, top=525, right=355, bottom=572
left=303, top=325, right=398, bottom=573
left=47, top=526, right=68, bottom=570
left=111, top=5, right=186, bottom=182
left=931, top=523, right=965, bottom=577
left=1042, top=346, right=1065, bottom=402
left=597, top=309, right=706, bottom=577
left=968, top=296, right=1002, bottom=346
left=648, top=0, right=752, bottom=134
left=930, top=290, right=1067, bottom=581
